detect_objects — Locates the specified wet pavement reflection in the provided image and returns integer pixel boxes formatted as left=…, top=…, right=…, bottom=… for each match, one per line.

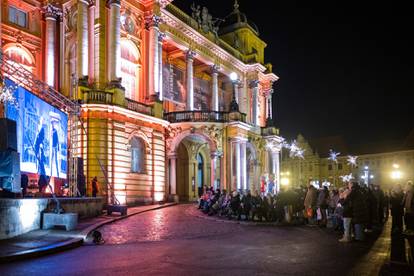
left=98, top=204, right=243, bottom=244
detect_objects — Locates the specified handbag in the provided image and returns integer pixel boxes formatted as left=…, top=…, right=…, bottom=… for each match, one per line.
left=306, top=207, right=313, bottom=218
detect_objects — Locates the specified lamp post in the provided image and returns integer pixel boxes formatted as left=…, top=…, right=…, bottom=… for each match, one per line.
left=361, top=166, right=375, bottom=186
left=229, top=72, right=239, bottom=112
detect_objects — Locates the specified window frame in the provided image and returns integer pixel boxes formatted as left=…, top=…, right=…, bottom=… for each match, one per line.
left=130, top=137, right=146, bottom=174
left=8, top=6, right=28, bottom=28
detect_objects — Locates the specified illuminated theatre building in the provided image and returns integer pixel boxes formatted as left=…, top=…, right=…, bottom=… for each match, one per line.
left=0, top=0, right=282, bottom=204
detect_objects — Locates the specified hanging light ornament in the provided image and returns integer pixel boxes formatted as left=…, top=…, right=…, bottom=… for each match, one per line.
left=328, top=149, right=340, bottom=163
left=347, top=155, right=358, bottom=167
left=340, top=173, right=354, bottom=183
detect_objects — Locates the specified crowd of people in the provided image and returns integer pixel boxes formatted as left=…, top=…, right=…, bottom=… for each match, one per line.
left=197, top=180, right=414, bottom=243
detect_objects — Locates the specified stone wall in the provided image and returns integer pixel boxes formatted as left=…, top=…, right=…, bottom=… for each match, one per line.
left=0, top=197, right=104, bottom=240
left=47, top=197, right=104, bottom=219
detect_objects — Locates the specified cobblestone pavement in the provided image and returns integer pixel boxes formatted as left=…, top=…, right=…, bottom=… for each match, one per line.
left=0, top=204, right=388, bottom=276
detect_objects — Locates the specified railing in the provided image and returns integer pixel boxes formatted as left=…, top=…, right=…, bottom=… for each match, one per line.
left=83, top=90, right=113, bottom=104
left=82, top=90, right=153, bottom=116
left=164, top=110, right=246, bottom=123
left=125, top=98, right=153, bottom=116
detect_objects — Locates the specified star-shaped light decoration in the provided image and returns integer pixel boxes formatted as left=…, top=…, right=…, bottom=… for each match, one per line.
left=347, top=155, right=358, bottom=167
left=339, top=173, right=354, bottom=183
left=328, top=149, right=340, bottom=163
left=289, top=140, right=299, bottom=158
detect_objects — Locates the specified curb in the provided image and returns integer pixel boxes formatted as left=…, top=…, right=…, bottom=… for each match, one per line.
left=0, top=202, right=177, bottom=263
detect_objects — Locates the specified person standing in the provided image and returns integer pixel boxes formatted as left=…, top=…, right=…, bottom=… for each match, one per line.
left=390, top=184, right=404, bottom=234
left=403, top=181, right=414, bottom=231
left=339, top=184, right=352, bottom=242
left=349, top=182, right=369, bottom=241
left=304, top=184, right=317, bottom=224
left=92, top=176, right=99, bottom=197
left=21, top=174, right=29, bottom=197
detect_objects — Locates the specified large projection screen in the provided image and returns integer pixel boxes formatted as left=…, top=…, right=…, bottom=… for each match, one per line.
left=4, top=78, right=68, bottom=179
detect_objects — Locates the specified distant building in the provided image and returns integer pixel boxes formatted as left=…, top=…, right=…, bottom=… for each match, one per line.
left=281, top=132, right=414, bottom=189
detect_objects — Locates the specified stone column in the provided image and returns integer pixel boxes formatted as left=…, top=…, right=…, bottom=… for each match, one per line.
left=59, top=14, right=65, bottom=90
left=88, top=2, right=95, bottom=81
left=241, top=142, right=247, bottom=191
left=186, top=50, right=196, bottom=110
left=77, top=0, right=89, bottom=79
left=169, top=155, right=177, bottom=195
left=250, top=80, right=259, bottom=125
left=210, top=154, right=216, bottom=189
left=269, top=90, right=274, bottom=119
left=211, top=65, right=219, bottom=111
left=234, top=141, right=241, bottom=190
left=44, top=4, right=61, bottom=87
left=107, top=0, right=121, bottom=82
left=158, top=32, right=165, bottom=100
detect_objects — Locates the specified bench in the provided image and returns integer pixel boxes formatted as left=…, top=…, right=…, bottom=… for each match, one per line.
left=43, top=213, right=78, bottom=231
left=107, top=204, right=127, bottom=216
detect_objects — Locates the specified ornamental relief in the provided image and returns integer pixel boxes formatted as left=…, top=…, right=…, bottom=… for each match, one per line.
left=63, top=5, right=77, bottom=34
left=199, top=125, right=223, bottom=151
left=120, top=8, right=144, bottom=39
left=165, top=125, right=182, bottom=152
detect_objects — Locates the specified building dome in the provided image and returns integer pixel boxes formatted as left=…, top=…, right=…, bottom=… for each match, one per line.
left=219, top=0, right=259, bottom=35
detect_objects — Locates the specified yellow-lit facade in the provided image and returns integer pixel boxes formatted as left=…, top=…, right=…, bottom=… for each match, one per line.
left=282, top=134, right=414, bottom=189
left=1, top=0, right=283, bottom=204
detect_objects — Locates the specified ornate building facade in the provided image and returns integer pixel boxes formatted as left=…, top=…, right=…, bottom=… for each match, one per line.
left=0, top=0, right=282, bottom=204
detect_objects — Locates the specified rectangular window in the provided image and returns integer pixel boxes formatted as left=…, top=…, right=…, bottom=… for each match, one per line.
left=328, top=164, right=332, bottom=171
left=338, top=163, right=343, bottom=170
left=9, top=6, right=27, bottom=28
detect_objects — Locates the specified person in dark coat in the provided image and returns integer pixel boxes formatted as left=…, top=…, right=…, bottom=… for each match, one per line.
left=390, top=184, right=404, bottom=234
left=21, top=174, right=29, bottom=197
left=92, top=176, right=99, bottom=197
left=349, top=182, right=369, bottom=241
left=242, top=191, right=252, bottom=220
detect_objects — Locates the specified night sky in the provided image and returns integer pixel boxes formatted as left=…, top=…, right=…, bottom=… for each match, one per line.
left=173, top=0, right=414, bottom=145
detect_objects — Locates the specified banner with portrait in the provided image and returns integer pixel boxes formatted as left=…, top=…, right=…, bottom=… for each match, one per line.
left=162, top=63, right=186, bottom=105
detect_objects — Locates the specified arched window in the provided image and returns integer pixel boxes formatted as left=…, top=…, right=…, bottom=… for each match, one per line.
left=3, top=45, right=34, bottom=73
left=130, top=137, right=145, bottom=173
left=120, top=40, right=140, bottom=100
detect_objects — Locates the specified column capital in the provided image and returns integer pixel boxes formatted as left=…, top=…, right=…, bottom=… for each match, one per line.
left=43, top=4, right=62, bottom=20
left=145, top=14, right=162, bottom=29
left=167, top=153, right=177, bottom=159
left=249, top=79, right=260, bottom=88
left=106, top=0, right=121, bottom=7
left=211, top=64, right=220, bottom=74
left=186, top=50, right=196, bottom=61
left=158, top=32, right=166, bottom=43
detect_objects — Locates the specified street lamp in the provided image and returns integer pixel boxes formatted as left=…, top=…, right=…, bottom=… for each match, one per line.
left=391, top=164, right=402, bottom=181
left=229, top=72, right=239, bottom=112
left=281, top=171, right=290, bottom=187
